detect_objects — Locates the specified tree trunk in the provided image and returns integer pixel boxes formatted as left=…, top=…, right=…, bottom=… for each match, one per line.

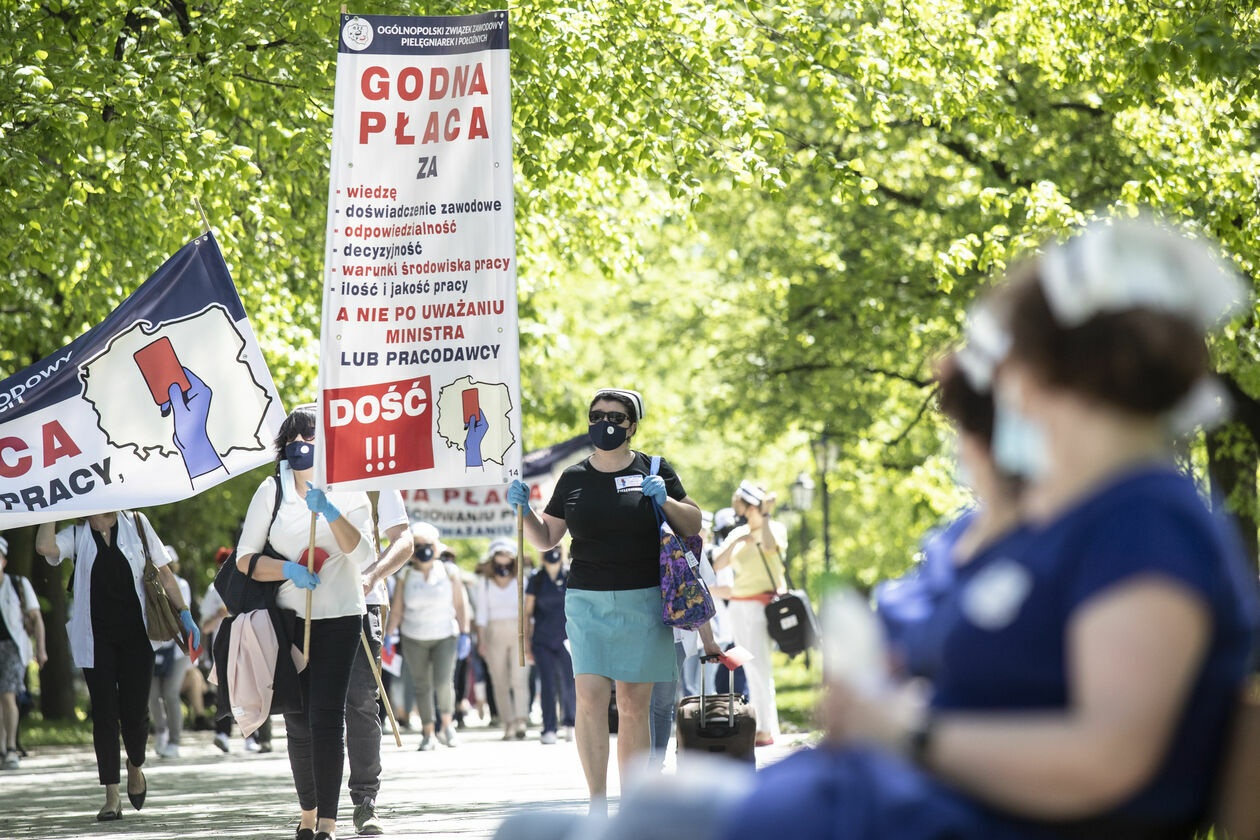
left=10, top=527, right=77, bottom=719
left=1206, top=428, right=1260, bottom=572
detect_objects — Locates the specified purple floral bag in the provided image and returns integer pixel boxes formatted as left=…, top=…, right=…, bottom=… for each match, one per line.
left=648, top=456, right=717, bottom=630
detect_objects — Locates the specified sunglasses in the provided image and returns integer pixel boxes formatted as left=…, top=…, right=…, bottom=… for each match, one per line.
left=588, top=410, right=629, bottom=425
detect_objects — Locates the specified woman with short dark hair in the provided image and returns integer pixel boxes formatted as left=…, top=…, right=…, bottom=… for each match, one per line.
left=508, top=388, right=721, bottom=812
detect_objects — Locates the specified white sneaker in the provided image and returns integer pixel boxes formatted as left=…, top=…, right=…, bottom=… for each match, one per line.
left=244, top=736, right=260, bottom=752
left=213, top=733, right=230, bottom=753
left=155, top=729, right=169, bottom=754
left=3, top=751, right=19, bottom=769
left=158, top=742, right=180, bottom=759
left=540, top=731, right=557, bottom=745
left=563, top=726, right=574, bottom=742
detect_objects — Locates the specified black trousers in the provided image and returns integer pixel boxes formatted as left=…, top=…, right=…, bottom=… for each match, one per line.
left=345, top=606, right=382, bottom=805
left=285, top=614, right=361, bottom=820
left=84, top=619, right=154, bottom=786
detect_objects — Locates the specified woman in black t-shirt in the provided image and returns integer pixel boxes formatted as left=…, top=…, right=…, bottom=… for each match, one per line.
left=508, top=388, right=721, bottom=812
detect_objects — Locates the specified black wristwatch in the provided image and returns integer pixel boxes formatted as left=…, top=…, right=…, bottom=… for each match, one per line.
left=908, top=713, right=935, bottom=766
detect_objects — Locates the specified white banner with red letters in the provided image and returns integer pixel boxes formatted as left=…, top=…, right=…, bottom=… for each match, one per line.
left=315, top=11, right=521, bottom=493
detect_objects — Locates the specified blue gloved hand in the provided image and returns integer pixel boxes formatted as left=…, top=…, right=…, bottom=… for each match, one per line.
left=161, top=368, right=223, bottom=479
left=283, top=560, right=321, bottom=591
left=506, top=479, right=530, bottom=514
left=641, top=474, right=667, bottom=505
left=457, top=632, right=472, bottom=660
left=305, top=481, right=342, bottom=523
left=464, top=410, right=489, bottom=468
left=179, top=608, right=201, bottom=650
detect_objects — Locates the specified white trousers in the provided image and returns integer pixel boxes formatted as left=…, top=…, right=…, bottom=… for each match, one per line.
left=726, top=599, right=779, bottom=736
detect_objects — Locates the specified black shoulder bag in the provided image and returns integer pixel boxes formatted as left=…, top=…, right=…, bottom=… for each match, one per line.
left=213, top=474, right=286, bottom=615
left=755, top=542, right=819, bottom=658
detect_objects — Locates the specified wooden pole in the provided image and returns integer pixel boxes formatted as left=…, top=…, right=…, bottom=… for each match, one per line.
left=362, top=631, right=403, bottom=747
left=192, top=197, right=211, bottom=233
left=517, top=510, right=525, bottom=667
left=304, top=512, right=316, bottom=662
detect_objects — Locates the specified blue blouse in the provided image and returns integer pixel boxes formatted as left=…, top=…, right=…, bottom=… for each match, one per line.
left=932, top=466, right=1259, bottom=829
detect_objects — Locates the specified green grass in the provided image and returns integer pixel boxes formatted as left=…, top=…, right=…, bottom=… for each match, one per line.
left=20, top=712, right=93, bottom=747
left=771, top=649, right=823, bottom=732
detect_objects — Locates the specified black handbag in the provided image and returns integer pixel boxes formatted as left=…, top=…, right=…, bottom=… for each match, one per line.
left=213, top=474, right=284, bottom=615
left=755, top=544, right=819, bottom=657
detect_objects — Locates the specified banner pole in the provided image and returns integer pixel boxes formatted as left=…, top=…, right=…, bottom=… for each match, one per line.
left=517, top=510, right=525, bottom=667
left=362, top=630, right=403, bottom=746
left=192, top=197, right=211, bottom=233
left=305, top=512, right=316, bottom=661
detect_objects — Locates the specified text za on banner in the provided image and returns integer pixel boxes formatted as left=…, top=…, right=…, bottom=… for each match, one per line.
left=316, top=11, right=522, bottom=493
left=0, top=234, right=287, bottom=527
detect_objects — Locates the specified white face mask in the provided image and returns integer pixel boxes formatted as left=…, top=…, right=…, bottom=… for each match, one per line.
left=991, top=378, right=1051, bottom=481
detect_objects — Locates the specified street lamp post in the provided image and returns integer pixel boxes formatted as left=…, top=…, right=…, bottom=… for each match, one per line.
left=811, top=432, right=838, bottom=575
left=790, top=472, right=815, bottom=592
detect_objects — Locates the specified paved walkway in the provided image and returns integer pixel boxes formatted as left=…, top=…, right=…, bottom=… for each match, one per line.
left=0, top=718, right=810, bottom=839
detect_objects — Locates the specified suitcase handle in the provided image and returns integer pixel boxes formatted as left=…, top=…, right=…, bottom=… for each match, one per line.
left=697, top=653, right=736, bottom=729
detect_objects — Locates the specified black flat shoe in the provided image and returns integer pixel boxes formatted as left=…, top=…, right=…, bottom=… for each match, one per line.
left=314, top=832, right=334, bottom=840
left=125, top=760, right=146, bottom=811
left=97, top=804, right=122, bottom=821
left=296, top=829, right=315, bottom=840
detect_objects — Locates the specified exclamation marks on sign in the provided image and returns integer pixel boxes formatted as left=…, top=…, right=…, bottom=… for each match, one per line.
left=364, top=435, right=398, bottom=473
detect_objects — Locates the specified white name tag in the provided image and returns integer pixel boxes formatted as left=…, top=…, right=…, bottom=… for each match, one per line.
left=779, top=614, right=799, bottom=630
left=615, top=475, right=644, bottom=493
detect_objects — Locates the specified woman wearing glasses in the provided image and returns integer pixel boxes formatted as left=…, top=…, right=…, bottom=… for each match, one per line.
left=385, top=521, right=469, bottom=751
left=508, top=388, right=721, bottom=813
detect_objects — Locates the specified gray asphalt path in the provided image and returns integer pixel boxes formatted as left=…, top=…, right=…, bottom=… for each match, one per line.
left=0, top=717, right=808, bottom=839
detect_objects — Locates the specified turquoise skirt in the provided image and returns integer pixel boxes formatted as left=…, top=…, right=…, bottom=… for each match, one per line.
left=565, top=586, right=676, bottom=683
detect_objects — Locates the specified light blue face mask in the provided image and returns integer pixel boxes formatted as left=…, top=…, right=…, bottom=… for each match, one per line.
left=991, top=394, right=1051, bottom=481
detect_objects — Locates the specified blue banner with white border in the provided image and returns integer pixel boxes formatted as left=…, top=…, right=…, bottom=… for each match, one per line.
left=0, top=233, right=287, bottom=526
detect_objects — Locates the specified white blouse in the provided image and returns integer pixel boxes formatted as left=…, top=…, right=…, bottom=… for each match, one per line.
left=236, top=469, right=373, bottom=620
left=475, top=575, right=520, bottom=626
left=398, top=561, right=459, bottom=641
left=47, top=512, right=172, bottom=669
left=0, top=574, right=38, bottom=666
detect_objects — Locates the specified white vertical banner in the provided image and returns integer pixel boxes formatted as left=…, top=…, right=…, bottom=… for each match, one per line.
left=316, top=11, right=521, bottom=493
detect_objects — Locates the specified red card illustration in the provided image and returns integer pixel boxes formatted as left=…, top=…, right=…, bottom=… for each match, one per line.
left=299, top=547, right=329, bottom=574
left=134, top=337, right=191, bottom=405
left=462, top=388, right=481, bottom=424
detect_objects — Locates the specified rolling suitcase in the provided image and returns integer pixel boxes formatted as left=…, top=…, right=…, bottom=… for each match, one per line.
left=676, top=655, right=756, bottom=763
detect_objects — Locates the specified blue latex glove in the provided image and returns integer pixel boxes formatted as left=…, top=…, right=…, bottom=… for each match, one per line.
left=283, top=560, right=321, bottom=591
left=464, top=410, right=489, bottom=467
left=457, top=632, right=472, bottom=661
left=160, top=367, right=223, bottom=479
left=304, top=481, right=342, bottom=523
left=641, top=474, right=667, bottom=506
left=179, top=608, right=201, bottom=650
left=383, top=633, right=396, bottom=659
left=506, top=479, right=530, bottom=514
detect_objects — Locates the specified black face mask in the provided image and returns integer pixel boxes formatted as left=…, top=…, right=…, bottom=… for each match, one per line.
left=285, top=440, right=315, bottom=471
left=494, top=562, right=514, bottom=577
left=414, top=545, right=434, bottom=563
left=588, top=421, right=628, bottom=451
left=542, top=548, right=561, bottom=565
left=734, top=514, right=748, bottom=527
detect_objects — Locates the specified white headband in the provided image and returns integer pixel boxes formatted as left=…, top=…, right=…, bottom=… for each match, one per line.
left=736, top=481, right=765, bottom=506
left=1039, top=218, right=1246, bottom=330
left=593, top=388, right=645, bottom=421
left=956, top=304, right=1013, bottom=391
